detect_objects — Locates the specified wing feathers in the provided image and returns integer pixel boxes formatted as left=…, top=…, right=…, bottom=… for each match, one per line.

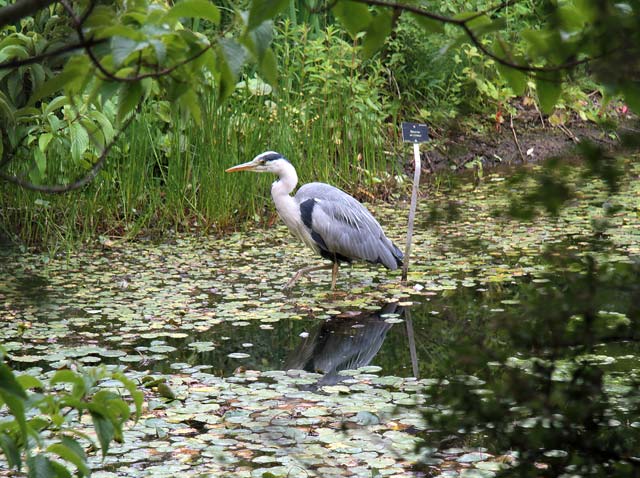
left=296, top=183, right=403, bottom=269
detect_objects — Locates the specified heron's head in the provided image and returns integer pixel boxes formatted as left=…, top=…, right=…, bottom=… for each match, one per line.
left=225, top=151, right=290, bottom=174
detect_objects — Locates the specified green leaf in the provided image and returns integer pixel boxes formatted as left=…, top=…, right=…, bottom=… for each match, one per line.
left=28, top=417, right=52, bottom=432
left=0, top=362, right=27, bottom=400
left=0, top=434, right=21, bottom=470
left=69, top=123, right=90, bottom=163
left=522, top=29, right=552, bottom=57
left=111, top=36, right=149, bottom=68
left=165, top=0, right=221, bottom=24
left=196, top=47, right=217, bottom=76
left=50, top=369, right=86, bottom=398
left=259, top=47, right=278, bottom=88
left=112, top=372, right=143, bottom=422
left=242, top=16, right=273, bottom=60
left=29, top=70, right=75, bottom=105
left=247, top=0, right=288, bottom=30
left=536, top=75, right=562, bottom=114
left=27, top=455, right=59, bottom=478
left=34, top=147, right=46, bottom=176
left=472, top=17, right=507, bottom=37
left=557, top=4, right=587, bottom=31
left=49, top=460, right=73, bottom=478
left=0, top=363, right=28, bottom=442
left=494, top=42, right=527, bottom=96
left=2, top=394, right=27, bottom=437
left=63, top=56, right=92, bottom=96
left=29, top=64, right=46, bottom=93
left=455, top=13, right=506, bottom=37
left=149, top=38, right=166, bottom=63
left=177, top=88, right=202, bottom=124
left=0, top=44, right=29, bottom=63
left=83, top=4, right=117, bottom=30
left=116, top=82, right=143, bottom=124
left=94, top=24, right=145, bottom=42
left=44, top=96, right=69, bottom=115
left=217, top=39, right=247, bottom=102
left=410, top=13, right=444, bottom=34
left=362, top=10, right=392, bottom=59
left=93, top=390, right=132, bottom=423
left=332, top=1, right=372, bottom=38
left=47, top=437, right=89, bottom=477
left=497, top=64, right=527, bottom=96
left=620, top=81, right=640, bottom=114
left=16, top=375, right=43, bottom=390
left=38, top=132, right=53, bottom=154
left=157, top=382, right=176, bottom=400
left=88, top=111, right=115, bottom=145
left=0, top=91, right=15, bottom=123
left=15, top=106, right=39, bottom=118
left=90, top=412, right=115, bottom=458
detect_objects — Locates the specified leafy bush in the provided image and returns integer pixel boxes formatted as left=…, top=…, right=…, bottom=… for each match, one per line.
left=0, top=350, right=143, bottom=476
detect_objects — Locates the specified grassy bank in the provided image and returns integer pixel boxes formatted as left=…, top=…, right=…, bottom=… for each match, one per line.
left=0, top=86, right=402, bottom=251
left=0, top=21, right=410, bottom=251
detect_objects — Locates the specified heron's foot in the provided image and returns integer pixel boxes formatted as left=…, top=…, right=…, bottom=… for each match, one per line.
left=282, top=272, right=303, bottom=290
left=282, top=264, right=333, bottom=290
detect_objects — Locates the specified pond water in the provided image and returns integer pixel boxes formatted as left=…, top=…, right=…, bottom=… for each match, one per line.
left=1, top=161, right=640, bottom=477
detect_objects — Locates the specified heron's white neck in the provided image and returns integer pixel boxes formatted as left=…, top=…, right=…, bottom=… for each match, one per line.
left=271, top=161, right=300, bottom=227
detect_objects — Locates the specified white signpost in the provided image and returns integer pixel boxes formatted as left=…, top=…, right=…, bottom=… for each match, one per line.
left=401, top=122, right=429, bottom=283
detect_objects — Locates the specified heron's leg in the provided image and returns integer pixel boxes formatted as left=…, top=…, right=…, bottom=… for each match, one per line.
left=283, top=264, right=332, bottom=290
left=331, top=262, right=339, bottom=290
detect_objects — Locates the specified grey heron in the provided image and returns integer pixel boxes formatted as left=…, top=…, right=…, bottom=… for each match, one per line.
left=225, top=151, right=403, bottom=290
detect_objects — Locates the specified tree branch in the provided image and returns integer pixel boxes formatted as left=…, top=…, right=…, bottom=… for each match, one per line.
left=0, top=0, right=56, bottom=28
left=351, top=0, right=459, bottom=25
left=60, top=0, right=213, bottom=83
left=349, top=0, right=600, bottom=73
left=0, top=38, right=106, bottom=70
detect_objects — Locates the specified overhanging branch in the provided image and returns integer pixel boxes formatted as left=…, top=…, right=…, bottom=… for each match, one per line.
left=349, top=0, right=599, bottom=73
left=0, top=38, right=106, bottom=70
left=0, top=0, right=56, bottom=28
left=59, top=0, right=214, bottom=83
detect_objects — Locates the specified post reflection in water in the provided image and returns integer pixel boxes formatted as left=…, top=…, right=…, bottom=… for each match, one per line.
left=284, top=302, right=418, bottom=387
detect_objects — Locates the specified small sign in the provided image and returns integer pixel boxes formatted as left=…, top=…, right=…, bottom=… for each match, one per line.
left=401, top=122, right=429, bottom=143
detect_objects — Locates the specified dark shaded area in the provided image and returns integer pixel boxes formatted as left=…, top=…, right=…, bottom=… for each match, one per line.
left=284, top=302, right=399, bottom=386
left=419, top=247, right=640, bottom=477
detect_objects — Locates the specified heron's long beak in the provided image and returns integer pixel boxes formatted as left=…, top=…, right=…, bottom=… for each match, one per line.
left=225, top=160, right=257, bottom=173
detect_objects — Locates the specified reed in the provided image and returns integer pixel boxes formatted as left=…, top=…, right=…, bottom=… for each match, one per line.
left=0, top=23, right=400, bottom=249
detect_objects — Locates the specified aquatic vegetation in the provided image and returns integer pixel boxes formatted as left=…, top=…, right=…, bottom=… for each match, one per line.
left=1, top=161, right=639, bottom=476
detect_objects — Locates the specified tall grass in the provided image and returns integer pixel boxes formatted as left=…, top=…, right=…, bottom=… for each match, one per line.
left=0, top=22, right=401, bottom=249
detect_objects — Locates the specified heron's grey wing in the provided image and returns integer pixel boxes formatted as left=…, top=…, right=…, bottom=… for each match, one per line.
left=296, top=183, right=403, bottom=269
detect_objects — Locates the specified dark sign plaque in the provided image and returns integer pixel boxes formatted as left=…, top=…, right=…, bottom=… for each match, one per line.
left=401, top=122, right=429, bottom=143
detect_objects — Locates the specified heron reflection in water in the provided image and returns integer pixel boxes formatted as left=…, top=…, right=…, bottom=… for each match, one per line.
left=285, top=302, right=409, bottom=387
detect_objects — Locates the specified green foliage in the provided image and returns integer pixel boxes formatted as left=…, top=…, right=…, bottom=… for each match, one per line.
left=0, top=18, right=403, bottom=248
left=0, top=0, right=287, bottom=190
left=332, top=1, right=372, bottom=38
left=383, top=6, right=525, bottom=124
left=0, top=350, right=142, bottom=476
